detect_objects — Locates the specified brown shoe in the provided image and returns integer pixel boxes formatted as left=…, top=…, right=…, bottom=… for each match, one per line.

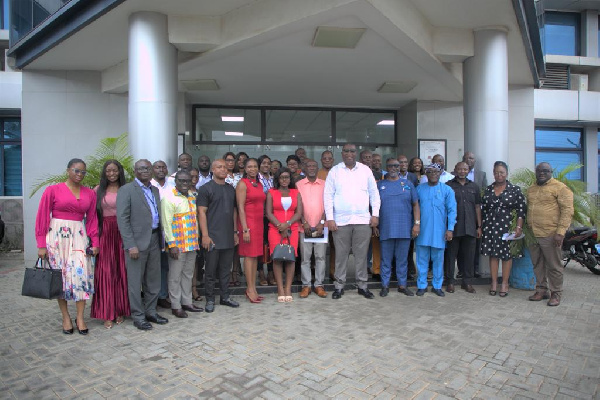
left=314, top=286, right=327, bottom=298
left=461, top=284, right=476, bottom=293
left=300, top=286, right=311, bottom=298
left=171, top=308, right=188, bottom=318
left=182, top=304, right=204, bottom=313
left=446, top=284, right=455, bottom=293
left=528, top=291, right=550, bottom=301
left=547, top=292, right=561, bottom=306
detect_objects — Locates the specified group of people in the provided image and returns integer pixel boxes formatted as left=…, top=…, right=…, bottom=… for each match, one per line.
left=34, top=144, right=574, bottom=333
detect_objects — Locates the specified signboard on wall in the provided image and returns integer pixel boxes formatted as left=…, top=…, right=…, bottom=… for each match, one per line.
left=418, top=139, right=447, bottom=165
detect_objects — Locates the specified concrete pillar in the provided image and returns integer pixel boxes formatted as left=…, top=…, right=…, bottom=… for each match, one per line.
left=584, top=126, right=598, bottom=193
left=582, top=10, right=599, bottom=58
left=463, top=27, right=508, bottom=179
left=128, top=12, right=177, bottom=169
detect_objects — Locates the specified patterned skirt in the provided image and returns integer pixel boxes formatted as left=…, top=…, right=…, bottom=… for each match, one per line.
left=46, top=218, right=94, bottom=301
left=90, top=216, right=130, bottom=320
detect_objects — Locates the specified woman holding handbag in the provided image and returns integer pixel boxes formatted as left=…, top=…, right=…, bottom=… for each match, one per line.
left=35, top=158, right=99, bottom=335
left=266, top=168, right=303, bottom=303
left=90, top=160, right=130, bottom=329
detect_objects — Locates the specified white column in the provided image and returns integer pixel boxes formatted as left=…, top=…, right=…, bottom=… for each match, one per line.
left=128, top=12, right=177, bottom=168
left=463, top=27, right=508, bottom=179
left=584, top=126, right=598, bottom=193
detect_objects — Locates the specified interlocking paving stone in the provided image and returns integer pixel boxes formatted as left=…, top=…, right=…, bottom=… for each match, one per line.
left=2, top=252, right=600, bottom=399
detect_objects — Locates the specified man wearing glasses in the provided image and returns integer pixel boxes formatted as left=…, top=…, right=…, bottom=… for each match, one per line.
left=527, top=162, right=573, bottom=306
left=117, top=159, right=168, bottom=330
left=324, top=143, right=380, bottom=300
left=374, top=158, right=420, bottom=297
left=415, top=163, right=457, bottom=297
left=160, top=170, right=203, bottom=318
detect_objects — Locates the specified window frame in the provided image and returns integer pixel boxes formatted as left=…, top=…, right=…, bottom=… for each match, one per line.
left=541, top=11, right=581, bottom=57
left=0, top=114, right=22, bottom=196
left=534, top=126, right=584, bottom=181
left=191, top=104, right=397, bottom=147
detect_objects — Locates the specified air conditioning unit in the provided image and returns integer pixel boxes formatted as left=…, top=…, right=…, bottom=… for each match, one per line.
left=570, top=74, right=588, bottom=91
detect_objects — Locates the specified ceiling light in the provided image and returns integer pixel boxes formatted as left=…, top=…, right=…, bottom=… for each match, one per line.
left=222, top=116, right=244, bottom=122
left=312, top=27, right=366, bottom=49
left=180, top=79, right=220, bottom=91
left=225, top=131, right=244, bottom=136
left=378, top=81, right=417, bottom=93
left=377, top=120, right=395, bottom=126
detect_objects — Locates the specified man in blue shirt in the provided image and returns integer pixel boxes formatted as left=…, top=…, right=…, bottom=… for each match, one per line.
left=415, top=163, right=457, bottom=296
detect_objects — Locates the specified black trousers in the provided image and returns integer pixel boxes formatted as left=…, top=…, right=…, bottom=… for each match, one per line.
left=444, top=235, right=476, bottom=285
left=204, top=248, right=234, bottom=301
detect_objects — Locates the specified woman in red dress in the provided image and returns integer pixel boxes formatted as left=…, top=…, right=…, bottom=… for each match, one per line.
left=90, top=160, right=130, bottom=328
left=236, top=158, right=266, bottom=303
left=266, top=168, right=303, bottom=302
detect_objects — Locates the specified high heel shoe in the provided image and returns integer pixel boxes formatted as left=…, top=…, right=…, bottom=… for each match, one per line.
left=62, top=320, right=74, bottom=335
left=75, top=318, right=89, bottom=335
left=245, top=291, right=262, bottom=304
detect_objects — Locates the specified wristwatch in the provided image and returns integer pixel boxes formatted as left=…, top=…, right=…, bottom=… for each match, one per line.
left=414, top=220, right=420, bottom=225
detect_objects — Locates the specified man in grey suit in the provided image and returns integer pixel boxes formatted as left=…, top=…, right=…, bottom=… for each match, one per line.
left=463, top=151, right=487, bottom=278
left=117, top=159, right=169, bottom=330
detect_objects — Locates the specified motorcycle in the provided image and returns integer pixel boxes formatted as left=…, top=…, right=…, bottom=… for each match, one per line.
left=562, top=227, right=600, bottom=275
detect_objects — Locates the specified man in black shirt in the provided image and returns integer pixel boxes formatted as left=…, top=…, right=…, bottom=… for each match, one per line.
left=444, top=162, right=482, bottom=293
left=197, top=159, right=241, bottom=313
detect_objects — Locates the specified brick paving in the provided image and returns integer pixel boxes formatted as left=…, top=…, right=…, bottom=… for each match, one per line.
left=1, top=252, right=599, bottom=399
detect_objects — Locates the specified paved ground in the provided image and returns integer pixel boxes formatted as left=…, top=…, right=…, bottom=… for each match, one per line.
left=1, top=251, right=599, bottom=399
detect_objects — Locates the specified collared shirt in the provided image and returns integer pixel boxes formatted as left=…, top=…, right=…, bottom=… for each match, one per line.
left=324, top=162, right=380, bottom=226
left=446, top=177, right=481, bottom=238
left=160, top=188, right=200, bottom=252
left=136, top=178, right=160, bottom=229
left=420, top=170, right=453, bottom=184
left=297, top=178, right=325, bottom=227
left=527, top=178, right=574, bottom=237
left=150, top=178, right=173, bottom=199
left=259, top=173, right=274, bottom=194
left=467, top=169, right=475, bottom=182
left=416, top=182, right=457, bottom=249
left=377, top=178, right=417, bottom=240
left=196, top=172, right=213, bottom=189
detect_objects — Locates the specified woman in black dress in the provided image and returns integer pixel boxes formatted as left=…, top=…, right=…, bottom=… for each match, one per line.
left=481, top=161, right=526, bottom=297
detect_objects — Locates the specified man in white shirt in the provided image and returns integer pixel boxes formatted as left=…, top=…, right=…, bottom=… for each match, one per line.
left=324, top=143, right=381, bottom=300
left=420, top=154, right=453, bottom=184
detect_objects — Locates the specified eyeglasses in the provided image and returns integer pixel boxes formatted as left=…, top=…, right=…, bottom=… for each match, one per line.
left=70, top=168, right=87, bottom=176
left=386, top=164, right=400, bottom=168
left=136, top=166, right=152, bottom=172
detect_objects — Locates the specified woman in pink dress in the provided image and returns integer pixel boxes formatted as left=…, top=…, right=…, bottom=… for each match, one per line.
left=35, top=158, right=99, bottom=335
left=90, top=160, right=130, bottom=329
left=236, top=158, right=266, bottom=303
left=266, top=168, right=303, bottom=303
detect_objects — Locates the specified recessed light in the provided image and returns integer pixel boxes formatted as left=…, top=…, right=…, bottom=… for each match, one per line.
left=222, top=116, right=244, bottom=122
left=377, top=120, right=395, bottom=126
left=225, top=131, right=244, bottom=136
left=378, top=81, right=417, bottom=93
left=312, top=27, right=366, bottom=49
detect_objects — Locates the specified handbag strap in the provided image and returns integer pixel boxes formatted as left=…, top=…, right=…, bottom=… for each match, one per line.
left=35, top=257, right=51, bottom=270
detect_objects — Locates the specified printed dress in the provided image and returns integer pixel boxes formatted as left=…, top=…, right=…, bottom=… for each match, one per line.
left=35, top=183, right=99, bottom=301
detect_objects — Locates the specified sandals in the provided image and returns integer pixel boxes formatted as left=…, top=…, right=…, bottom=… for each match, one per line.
left=104, top=320, right=114, bottom=329
left=285, top=295, right=293, bottom=302
left=115, top=316, right=124, bottom=325
left=499, top=283, right=509, bottom=297
left=277, top=296, right=286, bottom=303
left=489, top=288, right=497, bottom=296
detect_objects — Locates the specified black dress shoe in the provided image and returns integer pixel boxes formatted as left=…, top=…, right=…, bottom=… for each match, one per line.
left=446, top=284, right=455, bottom=293
left=357, top=288, right=374, bottom=299
left=398, top=286, right=415, bottom=296
left=62, top=321, right=74, bottom=335
left=379, top=287, right=389, bottom=297
left=432, top=288, right=445, bottom=297
left=182, top=304, right=204, bottom=312
left=172, top=309, right=188, bottom=318
left=133, top=320, right=153, bottom=330
left=220, top=298, right=240, bottom=308
left=146, top=314, right=169, bottom=324
left=416, top=288, right=427, bottom=296
left=205, top=301, right=215, bottom=313
left=157, top=298, right=171, bottom=309
left=75, top=319, right=88, bottom=335
left=332, top=289, right=343, bottom=299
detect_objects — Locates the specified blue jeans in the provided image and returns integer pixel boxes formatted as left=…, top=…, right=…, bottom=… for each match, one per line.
left=159, top=251, right=169, bottom=299
left=380, top=238, right=411, bottom=287
left=416, top=245, right=444, bottom=289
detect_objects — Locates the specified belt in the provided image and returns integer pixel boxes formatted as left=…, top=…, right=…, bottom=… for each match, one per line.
left=152, top=228, right=160, bottom=234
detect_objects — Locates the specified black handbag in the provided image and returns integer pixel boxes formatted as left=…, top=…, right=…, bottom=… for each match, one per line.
left=272, top=238, right=296, bottom=262
left=21, top=258, right=63, bottom=299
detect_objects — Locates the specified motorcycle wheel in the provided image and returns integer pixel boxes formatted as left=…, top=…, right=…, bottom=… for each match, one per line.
left=584, top=258, right=600, bottom=275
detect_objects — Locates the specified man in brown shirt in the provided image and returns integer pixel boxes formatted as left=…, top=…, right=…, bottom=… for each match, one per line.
left=527, top=162, right=574, bottom=306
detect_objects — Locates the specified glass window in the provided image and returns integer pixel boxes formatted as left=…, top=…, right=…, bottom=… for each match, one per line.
left=0, top=117, right=22, bottom=196
left=336, top=111, right=395, bottom=145
left=194, top=108, right=261, bottom=142
left=1, top=0, right=9, bottom=30
left=9, top=0, right=72, bottom=45
left=541, top=12, right=580, bottom=56
left=535, top=127, right=583, bottom=181
left=265, top=109, right=331, bottom=143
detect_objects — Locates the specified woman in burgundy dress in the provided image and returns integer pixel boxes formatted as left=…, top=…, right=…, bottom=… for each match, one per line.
left=237, top=158, right=266, bottom=303
left=35, top=158, right=99, bottom=335
left=266, top=168, right=303, bottom=303
left=90, top=160, right=130, bottom=328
